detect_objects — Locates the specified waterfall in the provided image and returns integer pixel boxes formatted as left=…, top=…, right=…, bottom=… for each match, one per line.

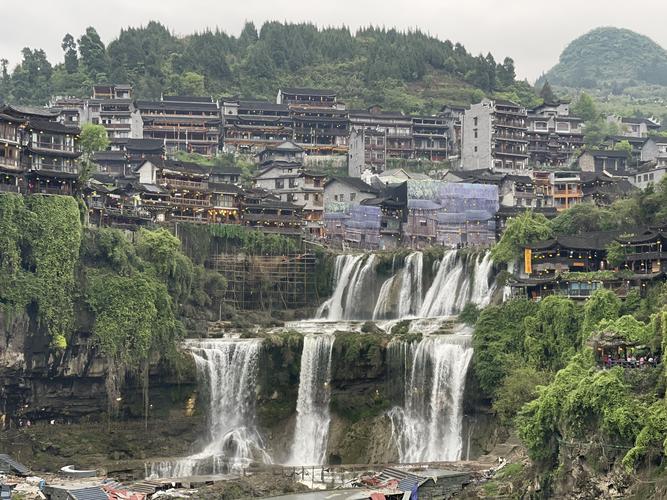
left=419, top=251, right=463, bottom=317
left=397, top=252, right=424, bottom=318
left=343, top=255, right=376, bottom=320
left=316, top=255, right=362, bottom=319
left=148, top=339, right=271, bottom=478
left=287, top=334, right=335, bottom=465
left=469, top=253, right=495, bottom=308
left=420, top=252, right=495, bottom=317
left=318, top=250, right=495, bottom=321
left=317, top=254, right=376, bottom=320
left=374, top=252, right=423, bottom=320
left=389, top=334, right=473, bottom=463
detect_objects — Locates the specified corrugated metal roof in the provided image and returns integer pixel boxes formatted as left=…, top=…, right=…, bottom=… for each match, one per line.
left=376, top=467, right=431, bottom=492
left=67, top=486, right=109, bottom=500
left=0, top=454, right=29, bottom=475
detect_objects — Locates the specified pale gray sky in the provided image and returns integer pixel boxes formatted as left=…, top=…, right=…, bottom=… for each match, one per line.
left=2, top=0, right=666, bottom=81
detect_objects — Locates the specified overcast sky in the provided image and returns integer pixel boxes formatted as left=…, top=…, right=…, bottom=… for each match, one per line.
left=2, top=0, right=667, bottom=82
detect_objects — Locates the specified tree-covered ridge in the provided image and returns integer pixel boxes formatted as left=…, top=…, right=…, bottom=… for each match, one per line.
left=474, top=287, right=667, bottom=491
left=544, top=27, right=667, bottom=90
left=0, top=21, right=537, bottom=113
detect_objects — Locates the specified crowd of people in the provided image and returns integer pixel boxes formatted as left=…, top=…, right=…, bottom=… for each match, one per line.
left=601, top=352, right=660, bottom=369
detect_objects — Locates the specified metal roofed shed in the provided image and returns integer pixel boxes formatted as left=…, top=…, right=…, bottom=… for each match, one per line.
left=45, top=485, right=110, bottom=500
left=0, top=454, right=29, bottom=476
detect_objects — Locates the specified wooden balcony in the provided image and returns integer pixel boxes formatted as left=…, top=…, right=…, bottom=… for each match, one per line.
left=168, top=197, right=211, bottom=208
left=161, top=178, right=209, bottom=191
left=32, top=163, right=79, bottom=175
left=33, top=141, right=77, bottom=153
left=0, top=157, right=22, bottom=170
left=0, top=183, right=19, bottom=193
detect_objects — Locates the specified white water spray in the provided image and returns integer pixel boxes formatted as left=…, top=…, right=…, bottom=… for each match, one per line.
left=389, top=334, right=474, bottom=463
left=287, top=334, right=335, bottom=465
left=148, top=338, right=271, bottom=478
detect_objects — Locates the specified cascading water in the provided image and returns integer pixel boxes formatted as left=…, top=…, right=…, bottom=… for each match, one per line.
left=469, top=252, right=495, bottom=308
left=319, top=250, right=495, bottom=321
left=419, top=251, right=495, bottom=317
left=373, top=252, right=424, bottom=320
left=317, top=254, right=377, bottom=320
left=287, top=334, right=335, bottom=465
left=148, top=339, right=271, bottom=478
left=388, top=333, right=474, bottom=463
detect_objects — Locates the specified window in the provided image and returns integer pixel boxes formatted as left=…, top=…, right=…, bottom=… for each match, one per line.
left=275, top=179, right=284, bottom=189
left=556, top=122, right=570, bottom=132
left=474, top=146, right=478, bottom=152
left=474, top=129, right=478, bottom=139
left=419, top=220, right=427, bottom=227
left=340, top=193, right=345, bottom=201
left=535, top=121, right=548, bottom=130
left=644, top=174, right=649, bottom=181
left=334, top=195, right=339, bottom=201
left=473, top=117, right=478, bottom=126
left=304, top=193, right=309, bottom=201
left=350, top=193, right=356, bottom=201
left=649, top=173, right=655, bottom=180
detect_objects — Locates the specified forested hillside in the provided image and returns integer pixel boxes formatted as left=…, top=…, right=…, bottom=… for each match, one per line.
left=541, top=27, right=667, bottom=120
left=0, top=21, right=538, bottom=113
left=544, top=27, right=667, bottom=90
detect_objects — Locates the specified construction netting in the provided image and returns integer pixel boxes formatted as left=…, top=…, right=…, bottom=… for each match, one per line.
left=345, top=204, right=382, bottom=230
left=405, top=180, right=498, bottom=216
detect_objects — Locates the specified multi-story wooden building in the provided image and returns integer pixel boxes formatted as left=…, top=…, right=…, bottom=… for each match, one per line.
left=347, top=128, right=386, bottom=177
left=52, top=84, right=141, bottom=148
left=136, top=96, right=220, bottom=156
left=252, top=160, right=325, bottom=236
left=0, top=111, right=25, bottom=193
left=136, top=158, right=211, bottom=223
left=2, top=105, right=81, bottom=195
left=526, top=101, right=583, bottom=167
left=221, top=99, right=293, bottom=155
left=462, top=98, right=529, bottom=171
left=440, top=104, right=465, bottom=158
left=240, top=188, right=303, bottom=236
left=412, top=115, right=448, bottom=161
left=550, top=170, right=583, bottom=211
left=277, top=88, right=348, bottom=155
left=349, top=107, right=413, bottom=159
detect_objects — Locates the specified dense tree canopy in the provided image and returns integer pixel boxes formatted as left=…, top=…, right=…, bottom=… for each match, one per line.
left=0, top=21, right=536, bottom=112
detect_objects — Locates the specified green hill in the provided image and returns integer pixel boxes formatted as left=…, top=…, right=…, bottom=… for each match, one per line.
left=0, top=21, right=539, bottom=113
left=544, top=27, right=667, bottom=90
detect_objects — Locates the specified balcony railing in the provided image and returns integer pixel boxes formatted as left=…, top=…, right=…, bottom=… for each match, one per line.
left=169, top=214, right=209, bottom=224
left=0, top=183, right=19, bottom=193
left=32, top=141, right=76, bottom=152
left=0, top=157, right=21, bottom=169
left=33, top=163, right=78, bottom=174
left=0, top=134, right=19, bottom=144
left=168, top=197, right=211, bottom=207
left=161, top=178, right=209, bottom=190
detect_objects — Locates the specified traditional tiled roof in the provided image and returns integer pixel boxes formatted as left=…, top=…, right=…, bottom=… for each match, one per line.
left=325, top=176, right=379, bottom=194
left=125, top=138, right=164, bottom=152
left=280, top=87, right=336, bottom=97
left=530, top=231, right=621, bottom=251
left=3, top=104, right=60, bottom=119
left=28, top=119, right=79, bottom=135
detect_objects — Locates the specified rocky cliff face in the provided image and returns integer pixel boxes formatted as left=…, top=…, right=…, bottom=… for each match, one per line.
left=2, top=313, right=501, bottom=474
left=0, top=306, right=204, bottom=475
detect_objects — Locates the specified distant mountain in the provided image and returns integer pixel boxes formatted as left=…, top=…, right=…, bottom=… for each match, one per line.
left=543, top=27, right=667, bottom=89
